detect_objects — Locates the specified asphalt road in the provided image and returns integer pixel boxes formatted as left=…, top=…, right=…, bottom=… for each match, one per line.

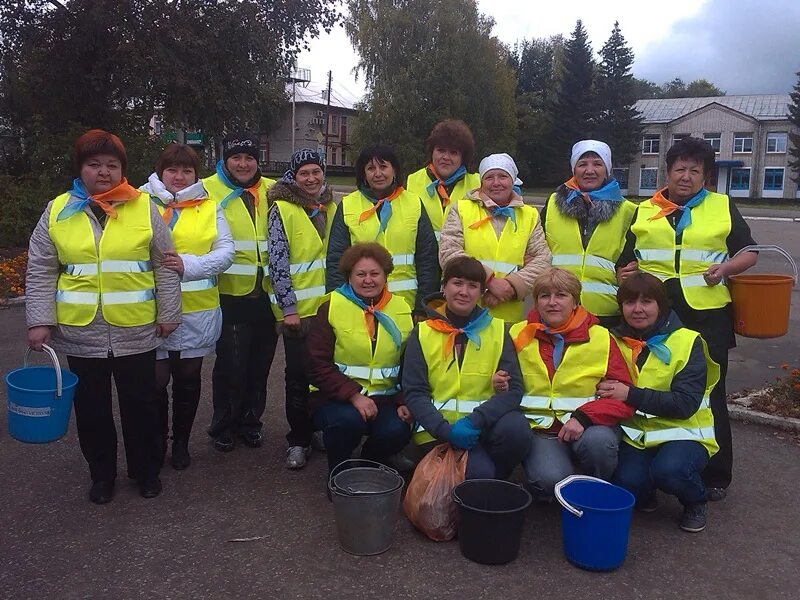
left=2, top=217, right=800, bottom=599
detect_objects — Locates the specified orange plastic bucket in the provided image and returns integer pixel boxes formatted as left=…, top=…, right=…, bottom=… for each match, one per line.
left=729, top=274, right=793, bottom=338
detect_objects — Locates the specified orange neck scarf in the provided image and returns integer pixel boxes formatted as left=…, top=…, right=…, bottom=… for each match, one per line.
left=160, top=198, right=206, bottom=225
left=564, top=176, right=592, bottom=206
left=363, top=288, right=392, bottom=340
left=87, top=178, right=141, bottom=219
left=358, top=186, right=405, bottom=224
left=427, top=163, right=451, bottom=207
left=647, top=188, right=681, bottom=221
left=512, top=306, right=590, bottom=352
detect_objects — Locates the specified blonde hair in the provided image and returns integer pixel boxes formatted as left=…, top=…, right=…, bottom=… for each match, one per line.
left=532, top=268, right=582, bottom=305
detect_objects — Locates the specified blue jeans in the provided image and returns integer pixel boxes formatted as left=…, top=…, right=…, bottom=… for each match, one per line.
left=613, top=440, right=710, bottom=506
left=313, top=401, right=412, bottom=472
left=464, top=411, right=531, bottom=480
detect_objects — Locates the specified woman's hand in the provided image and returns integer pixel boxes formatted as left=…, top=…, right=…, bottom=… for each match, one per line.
left=156, top=323, right=180, bottom=338
left=284, top=313, right=301, bottom=330
left=557, top=417, right=585, bottom=443
left=703, top=263, right=726, bottom=286
left=487, top=277, right=515, bottom=302
left=616, top=261, right=639, bottom=284
left=492, top=369, right=510, bottom=392
left=483, top=291, right=501, bottom=307
left=162, top=251, right=185, bottom=277
left=350, top=393, right=378, bottom=422
left=396, top=405, right=413, bottom=424
left=27, top=326, right=51, bottom=351
left=596, top=379, right=630, bottom=402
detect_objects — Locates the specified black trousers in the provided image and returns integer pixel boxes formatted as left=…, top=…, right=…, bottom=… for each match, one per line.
left=155, top=354, right=204, bottom=445
left=283, top=334, right=314, bottom=447
left=67, top=350, right=161, bottom=483
left=210, top=318, right=278, bottom=438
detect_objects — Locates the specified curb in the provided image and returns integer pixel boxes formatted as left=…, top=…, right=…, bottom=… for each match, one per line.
left=728, top=390, right=800, bottom=433
left=742, top=216, right=800, bottom=223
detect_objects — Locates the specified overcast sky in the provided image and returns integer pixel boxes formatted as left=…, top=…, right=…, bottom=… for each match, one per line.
left=298, top=0, right=800, bottom=102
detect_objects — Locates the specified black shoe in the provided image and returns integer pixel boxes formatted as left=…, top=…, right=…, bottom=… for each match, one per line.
left=214, top=433, right=235, bottom=452
left=139, top=477, right=162, bottom=499
left=707, top=487, right=727, bottom=502
left=680, top=503, right=708, bottom=532
left=239, top=431, right=263, bottom=448
left=89, top=480, right=114, bottom=505
left=637, top=491, right=659, bottom=513
left=171, top=440, right=191, bottom=470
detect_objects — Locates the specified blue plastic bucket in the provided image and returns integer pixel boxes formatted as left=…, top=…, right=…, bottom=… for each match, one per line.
left=5, top=345, right=77, bottom=443
left=555, top=475, right=635, bottom=571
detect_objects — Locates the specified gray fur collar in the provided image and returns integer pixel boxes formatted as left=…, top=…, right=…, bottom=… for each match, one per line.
left=553, top=183, right=621, bottom=227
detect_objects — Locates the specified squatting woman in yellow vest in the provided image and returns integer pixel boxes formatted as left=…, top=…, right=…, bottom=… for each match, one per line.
left=498, top=268, right=633, bottom=500
left=405, top=119, right=481, bottom=240
left=541, top=140, right=636, bottom=327
left=306, top=243, right=414, bottom=485
left=402, top=256, right=530, bottom=480
left=439, top=153, right=551, bottom=323
left=617, top=137, right=757, bottom=500
left=202, top=132, right=278, bottom=453
left=597, top=273, right=720, bottom=533
left=25, top=129, right=182, bottom=504
left=326, top=145, right=440, bottom=314
left=267, top=149, right=337, bottom=470
left=141, top=144, right=234, bottom=471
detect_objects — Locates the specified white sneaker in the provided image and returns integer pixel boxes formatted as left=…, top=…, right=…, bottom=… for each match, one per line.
left=286, top=445, right=311, bottom=470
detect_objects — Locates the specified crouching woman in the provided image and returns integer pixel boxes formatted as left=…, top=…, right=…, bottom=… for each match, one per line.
left=402, top=256, right=530, bottom=479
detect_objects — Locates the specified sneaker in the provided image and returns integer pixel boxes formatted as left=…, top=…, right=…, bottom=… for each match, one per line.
left=214, top=433, right=235, bottom=452
left=139, top=477, right=163, bottom=499
left=286, top=445, right=311, bottom=470
left=311, top=431, right=326, bottom=452
left=637, top=491, right=659, bottom=513
left=171, top=440, right=191, bottom=470
left=707, top=487, right=727, bottom=502
left=239, top=431, right=263, bottom=448
left=680, top=503, right=707, bottom=532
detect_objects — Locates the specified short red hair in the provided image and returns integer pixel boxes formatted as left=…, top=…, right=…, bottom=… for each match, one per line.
left=73, top=129, right=127, bottom=174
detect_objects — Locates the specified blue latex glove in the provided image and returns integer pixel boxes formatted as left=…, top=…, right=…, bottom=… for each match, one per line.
left=449, top=417, right=481, bottom=450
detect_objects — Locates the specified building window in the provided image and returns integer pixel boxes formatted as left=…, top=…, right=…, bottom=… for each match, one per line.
left=730, top=168, right=750, bottom=191
left=733, top=133, right=753, bottom=153
left=763, top=168, right=785, bottom=191
left=642, top=135, right=660, bottom=155
left=611, top=168, right=629, bottom=189
left=331, top=114, right=340, bottom=135
left=640, top=168, right=658, bottom=190
left=671, top=133, right=689, bottom=146
left=766, top=132, right=787, bottom=153
left=703, top=133, right=721, bottom=153
left=331, top=146, right=339, bottom=166
left=259, top=147, right=268, bottom=164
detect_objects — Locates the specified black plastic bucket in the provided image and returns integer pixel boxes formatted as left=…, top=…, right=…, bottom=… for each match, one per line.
left=452, top=479, right=532, bottom=565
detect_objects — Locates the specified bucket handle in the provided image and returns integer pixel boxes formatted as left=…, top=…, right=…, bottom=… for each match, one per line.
left=23, top=344, right=63, bottom=398
left=328, top=458, right=401, bottom=497
left=554, top=475, right=613, bottom=518
left=730, top=244, right=797, bottom=285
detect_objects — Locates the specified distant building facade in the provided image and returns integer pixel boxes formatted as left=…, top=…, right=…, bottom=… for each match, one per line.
left=617, top=95, right=799, bottom=200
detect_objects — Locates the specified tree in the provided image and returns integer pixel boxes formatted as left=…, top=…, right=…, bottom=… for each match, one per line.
left=658, top=77, right=725, bottom=98
left=345, top=0, right=517, bottom=170
left=631, top=77, right=661, bottom=100
left=788, top=70, right=800, bottom=184
left=594, top=21, right=643, bottom=168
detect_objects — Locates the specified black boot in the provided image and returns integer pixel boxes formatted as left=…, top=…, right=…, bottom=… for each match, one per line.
left=171, top=439, right=191, bottom=470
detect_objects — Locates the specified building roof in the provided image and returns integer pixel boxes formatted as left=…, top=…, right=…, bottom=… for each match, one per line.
left=634, top=94, right=792, bottom=123
left=286, top=81, right=359, bottom=111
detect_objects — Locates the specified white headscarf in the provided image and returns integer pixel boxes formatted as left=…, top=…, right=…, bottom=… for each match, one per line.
left=570, top=140, right=612, bottom=175
left=478, top=153, right=523, bottom=186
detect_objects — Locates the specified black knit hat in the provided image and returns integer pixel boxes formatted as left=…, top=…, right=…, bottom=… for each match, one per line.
left=223, top=132, right=259, bottom=162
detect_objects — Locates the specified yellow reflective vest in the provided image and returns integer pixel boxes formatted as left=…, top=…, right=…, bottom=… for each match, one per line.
left=202, top=172, right=274, bottom=296
left=406, top=168, right=481, bottom=238
left=615, top=328, right=719, bottom=456
left=340, top=189, right=421, bottom=310
left=153, top=198, right=220, bottom=314
left=545, top=194, right=637, bottom=316
left=631, top=191, right=731, bottom=310
left=509, top=321, right=610, bottom=429
left=48, top=191, right=156, bottom=327
left=457, top=199, right=539, bottom=323
left=268, top=200, right=337, bottom=320
left=328, top=290, right=413, bottom=396
left=413, top=315, right=505, bottom=444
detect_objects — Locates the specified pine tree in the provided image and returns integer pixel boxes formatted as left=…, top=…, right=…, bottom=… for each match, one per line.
left=788, top=70, right=800, bottom=184
left=594, top=21, right=643, bottom=170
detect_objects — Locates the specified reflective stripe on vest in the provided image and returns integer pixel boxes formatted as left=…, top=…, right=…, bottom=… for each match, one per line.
left=341, top=189, right=420, bottom=310
left=269, top=285, right=327, bottom=305
left=181, top=278, right=217, bottom=293
left=335, top=363, right=400, bottom=380
left=552, top=253, right=617, bottom=272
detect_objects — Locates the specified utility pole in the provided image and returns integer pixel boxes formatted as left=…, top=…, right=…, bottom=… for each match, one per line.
left=323, top=70, right=332, bottom=161
left=287, top=66, right=311, bottom=152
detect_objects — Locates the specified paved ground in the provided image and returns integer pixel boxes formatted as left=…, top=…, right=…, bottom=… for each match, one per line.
left=3, top=218, right=800, bottom=599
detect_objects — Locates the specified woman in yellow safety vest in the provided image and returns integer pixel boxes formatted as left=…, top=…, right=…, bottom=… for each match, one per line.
left=598, top=273, right=720, bottom=533
left=540, top=140, right=636, bottom=328
left=402, top=256, right=530, bottom=480
left=306, top=243, right=414, bottom=485
left=267, top=149, right=336, bottom=470
left=325, top=145, right=439, bottom=314
left=439, top=153, right=551, bottom=323
left=202, top=132, right=278, bottom=453
left=141, top=144, right=234, bottom=471
left=616, top=137, right=757, bottom=501
left=25, top=129, right=182, bottom=504
left=405, top=119, right=481, bottom=239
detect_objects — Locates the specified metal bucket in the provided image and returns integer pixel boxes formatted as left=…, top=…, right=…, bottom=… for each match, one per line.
left=328, top=459, right=405, bottom=555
